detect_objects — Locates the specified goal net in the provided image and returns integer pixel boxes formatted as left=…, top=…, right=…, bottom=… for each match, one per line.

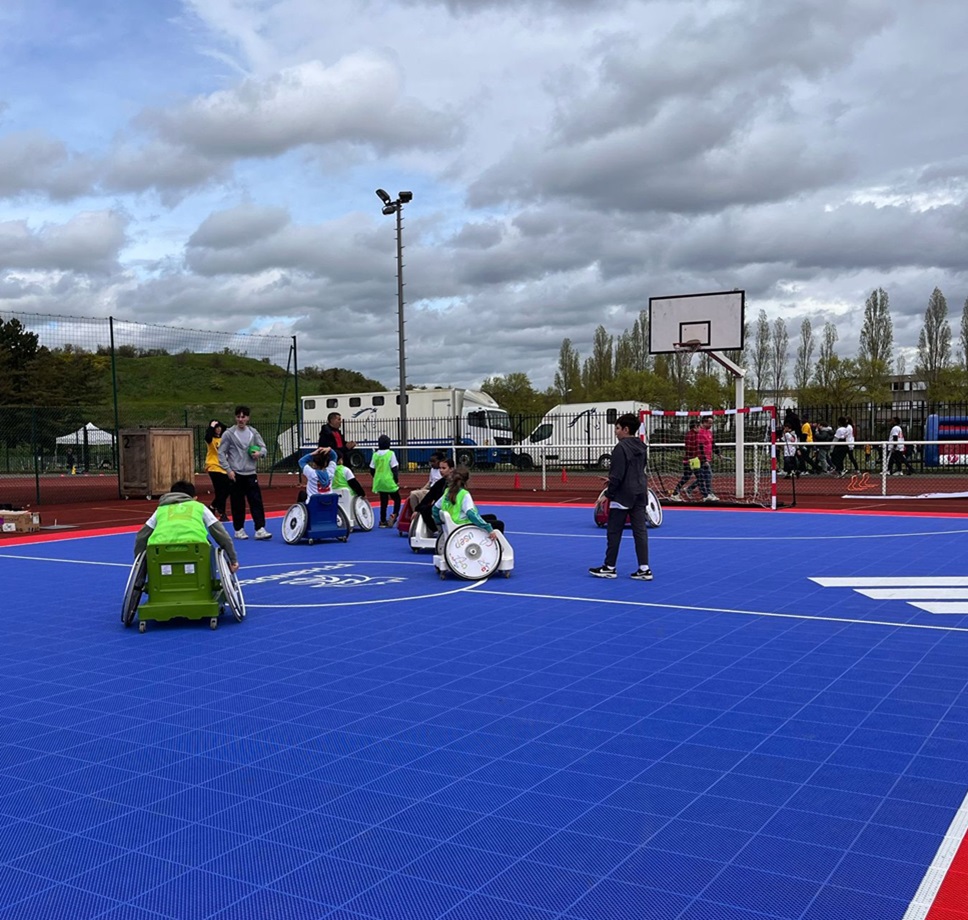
left=640, top=407, right=777, bottom=509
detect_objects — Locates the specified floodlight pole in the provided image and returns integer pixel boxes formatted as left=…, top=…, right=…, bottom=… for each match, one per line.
left=377, top=190, right=412, bottom=447
left=394, top=203, right=407, bottom=447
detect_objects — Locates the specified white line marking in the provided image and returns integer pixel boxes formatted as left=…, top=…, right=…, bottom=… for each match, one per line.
left=516, top=529, right=968, bottom=541
left=247, top=581, right=483, bottom=609
left=812, top=577, right=968, bottom=587
left=0, top=553, right=128, bottom=567
left=858, top=588, right=968, bottom=600
left=911, top=603, right=968, bottom=614
left=903, top=786, right=968, bottom=919
left=470, top=589, right=968, bottom=632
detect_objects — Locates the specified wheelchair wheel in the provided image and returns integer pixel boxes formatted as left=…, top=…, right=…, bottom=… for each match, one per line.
left=352, top=496, right=374, bottom=532
left=216, top=549, right=246, bottom=621
left=646, top=488, right=663, bottom=528
left=121, top=551, right=147, bottom=627
left=282, top=503, right=309, bottom=544
left=442, top=524, right=502, bottom=581
left=336, top=507, right=351, bottom=542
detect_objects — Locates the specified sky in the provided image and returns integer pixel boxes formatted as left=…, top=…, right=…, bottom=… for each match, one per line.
left=1, top=0, right=966, bottom=392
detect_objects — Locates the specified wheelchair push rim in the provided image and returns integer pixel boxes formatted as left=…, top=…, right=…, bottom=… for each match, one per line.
left=442, top=523, right=502, bottom=581
left=216, top=549, right=246, bottom=621
left=282, top=503, right=309, bottom=544
left=352, top=496, right=374, bottom=532
left=121, top=551, right=147, bottom=627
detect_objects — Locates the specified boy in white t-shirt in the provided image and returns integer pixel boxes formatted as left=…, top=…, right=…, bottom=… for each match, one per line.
left=888, top=417, right=915, bottom=475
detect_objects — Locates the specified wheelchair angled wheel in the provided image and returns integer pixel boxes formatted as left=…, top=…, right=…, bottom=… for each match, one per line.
left=121, top=551, right=147, bottom=627
left=282, top=503, right=309, bottom=544
left=215, top=549, right=246, bottom=621
left=646, top=488, right=663, bottom=528
left=443, top=524, right=502, bottom=581
left=336, top=507, right=351, bottom=542
left=352, top=496, right=374, bottom=532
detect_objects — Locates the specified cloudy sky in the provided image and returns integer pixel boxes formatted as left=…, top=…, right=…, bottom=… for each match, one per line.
left=1, top=0, right=966, bottom=391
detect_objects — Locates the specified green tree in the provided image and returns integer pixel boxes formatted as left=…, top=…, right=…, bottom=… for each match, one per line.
left=916, top=286, right=951, bottom=391
left=0, top=318, right=42, bottom=404
left=752, top=310, right=771, bottom=392
left=479, top=372, right=549, bottom=436
left=793, top=318, right=814, bottom=394
left=960, top=296, right=968, bottom=370
left=553, top=338, right=582, bottom=400
left=770, top=317, right=789, bottom=395
left=856, top=288, right=893, bottom=401
left=581, top=325, right=614, bottom=396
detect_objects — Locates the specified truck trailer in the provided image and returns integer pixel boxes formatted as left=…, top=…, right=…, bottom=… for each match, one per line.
left=279, top=388, right=514, bottom=469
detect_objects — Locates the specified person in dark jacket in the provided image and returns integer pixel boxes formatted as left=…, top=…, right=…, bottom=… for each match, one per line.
left=589, top=414, right=653, bottom=581
left=317, top=412, right=356, bottom=465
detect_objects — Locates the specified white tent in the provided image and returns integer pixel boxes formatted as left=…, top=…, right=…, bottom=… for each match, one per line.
left=55, top=422, right=115, bottom=446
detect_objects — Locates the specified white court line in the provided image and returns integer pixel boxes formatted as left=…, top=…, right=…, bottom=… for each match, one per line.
left=0, top=553, right=128, bottom=567
left=471, top=589, right=968, bottom=633
left=911, top=603, right=968, bottom=614
left=812, top=577, right=968, bottom=587
left=515, top=528, right=968, bottom=541
left=903, top=787, right=968, bottom=920
left=858, top=588, right=968, bottom=600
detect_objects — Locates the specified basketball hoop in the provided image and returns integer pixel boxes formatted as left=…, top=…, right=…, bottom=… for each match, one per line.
left=672, top=338, right=703, bottom=354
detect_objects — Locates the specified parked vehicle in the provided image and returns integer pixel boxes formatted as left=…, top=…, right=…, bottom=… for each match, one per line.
left=278, top=388, right=514, bottom=469
left=514, top=401, right=649, bottom=469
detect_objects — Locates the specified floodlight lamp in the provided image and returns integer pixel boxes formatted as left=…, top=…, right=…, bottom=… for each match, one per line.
left=398, top=191, right=413, bottom=203
left=382, top=204, right=398, bottom=215
left=375, top=189, right=392, bottom=205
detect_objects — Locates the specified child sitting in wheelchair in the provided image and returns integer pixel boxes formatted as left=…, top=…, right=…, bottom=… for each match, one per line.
left=297, top=446, right=337, bottom=500
left=432, top=467, right=504, bottom=535
left=133, top=479, right=239, bottom=572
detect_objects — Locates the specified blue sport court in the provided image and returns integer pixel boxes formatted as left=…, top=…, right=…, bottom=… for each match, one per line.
left=1, top=504, right=967, bottom=919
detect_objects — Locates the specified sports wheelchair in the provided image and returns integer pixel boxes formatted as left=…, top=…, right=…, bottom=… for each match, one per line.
left=593, top=488, right=663, bottom=529
left=122, top=542, right=245, bottom=632
left=281, top=492, right=351, bottom=544
left=432, top=516, right=515, bottom=581
left=335, top=488, right=374, bottom=532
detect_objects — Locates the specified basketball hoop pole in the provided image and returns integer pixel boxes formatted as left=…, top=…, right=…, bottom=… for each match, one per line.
left=707, top=351, right=747, bottom=499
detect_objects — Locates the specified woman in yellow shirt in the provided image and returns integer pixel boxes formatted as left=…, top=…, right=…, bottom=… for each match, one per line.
left=204, top=420, right=230, bottom=521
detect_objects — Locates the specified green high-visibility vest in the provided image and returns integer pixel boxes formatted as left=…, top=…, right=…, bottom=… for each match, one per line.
left=333, top=465, right=351, bottom=491
left=372, top=451, right=397, bottom=492
left=147, top=501, right=208, bottom=545
left=440, top=489, right=470, bottom=525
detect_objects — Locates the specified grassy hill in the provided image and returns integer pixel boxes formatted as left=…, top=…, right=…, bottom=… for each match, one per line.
left=108, top=354, right=385, bottom=429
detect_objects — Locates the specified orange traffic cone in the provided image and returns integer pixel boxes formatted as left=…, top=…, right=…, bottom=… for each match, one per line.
left=513, top=473, right=521, bottom=489
left=561, top=467, right=568, bottom=483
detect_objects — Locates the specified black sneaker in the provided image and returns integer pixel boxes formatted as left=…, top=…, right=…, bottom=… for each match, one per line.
left=589, top=565, right=617, bottom=579
left=630, top=567, right=654, bottom=581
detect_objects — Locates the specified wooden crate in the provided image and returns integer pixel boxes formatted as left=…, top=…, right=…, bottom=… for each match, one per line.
left=119, top=429, right=195, bottom=499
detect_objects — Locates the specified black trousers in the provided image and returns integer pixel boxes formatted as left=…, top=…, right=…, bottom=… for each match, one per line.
left=207, top=471, right=231, bottom=516
left=604, top=493, right=649, bottom=569
left=230, top=474, right=266, bottom=530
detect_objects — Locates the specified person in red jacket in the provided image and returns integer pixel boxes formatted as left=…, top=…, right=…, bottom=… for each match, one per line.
left=668, top=419, right=702, bottom=501
left=695, top=416, right=719, bottom=502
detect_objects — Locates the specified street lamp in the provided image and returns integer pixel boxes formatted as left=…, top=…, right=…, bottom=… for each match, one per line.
left=376, top=189, right=413, bottom=447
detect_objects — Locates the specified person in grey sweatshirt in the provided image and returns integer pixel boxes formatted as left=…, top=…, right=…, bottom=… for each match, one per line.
left=589, top=413, right=653, bottom=581
left=217, top=405, right=272, bottom=540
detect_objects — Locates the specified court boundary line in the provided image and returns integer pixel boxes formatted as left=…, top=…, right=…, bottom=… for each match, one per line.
left=472, top=588, right=968, bottom=633
left=905, top=781, right=968, bottom=919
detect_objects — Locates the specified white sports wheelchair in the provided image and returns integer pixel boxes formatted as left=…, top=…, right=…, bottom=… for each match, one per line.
left=432, top=516, right=515, bottom=580
left=335, top=488, right=374, bottom=532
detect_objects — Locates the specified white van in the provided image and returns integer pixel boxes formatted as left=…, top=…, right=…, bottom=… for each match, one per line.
left=515, top=401, right=649, bottom=469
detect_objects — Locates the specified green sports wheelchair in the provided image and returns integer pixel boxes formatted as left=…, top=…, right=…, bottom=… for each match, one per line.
left=121, top=541, right=245, bottom=633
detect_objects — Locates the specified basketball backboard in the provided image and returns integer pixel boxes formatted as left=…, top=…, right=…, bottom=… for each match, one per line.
left=648, top=290, right=745, bottom=355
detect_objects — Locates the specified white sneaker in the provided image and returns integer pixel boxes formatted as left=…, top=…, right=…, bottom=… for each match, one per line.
left=667, top=493, right=683, bottom=502
left=254, top=527, right=272, bottom=540
left=704, top=493, right=719, bottom=503
left=234, top=529, right=248, bottom=540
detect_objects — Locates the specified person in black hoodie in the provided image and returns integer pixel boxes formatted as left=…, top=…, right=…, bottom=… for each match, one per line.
left=589, top=413, right=653, bottom=581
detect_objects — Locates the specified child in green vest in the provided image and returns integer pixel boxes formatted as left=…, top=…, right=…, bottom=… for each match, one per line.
left=370, top=434, right=401, bottom=527
left=432, top=467, right=504, bottom=534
